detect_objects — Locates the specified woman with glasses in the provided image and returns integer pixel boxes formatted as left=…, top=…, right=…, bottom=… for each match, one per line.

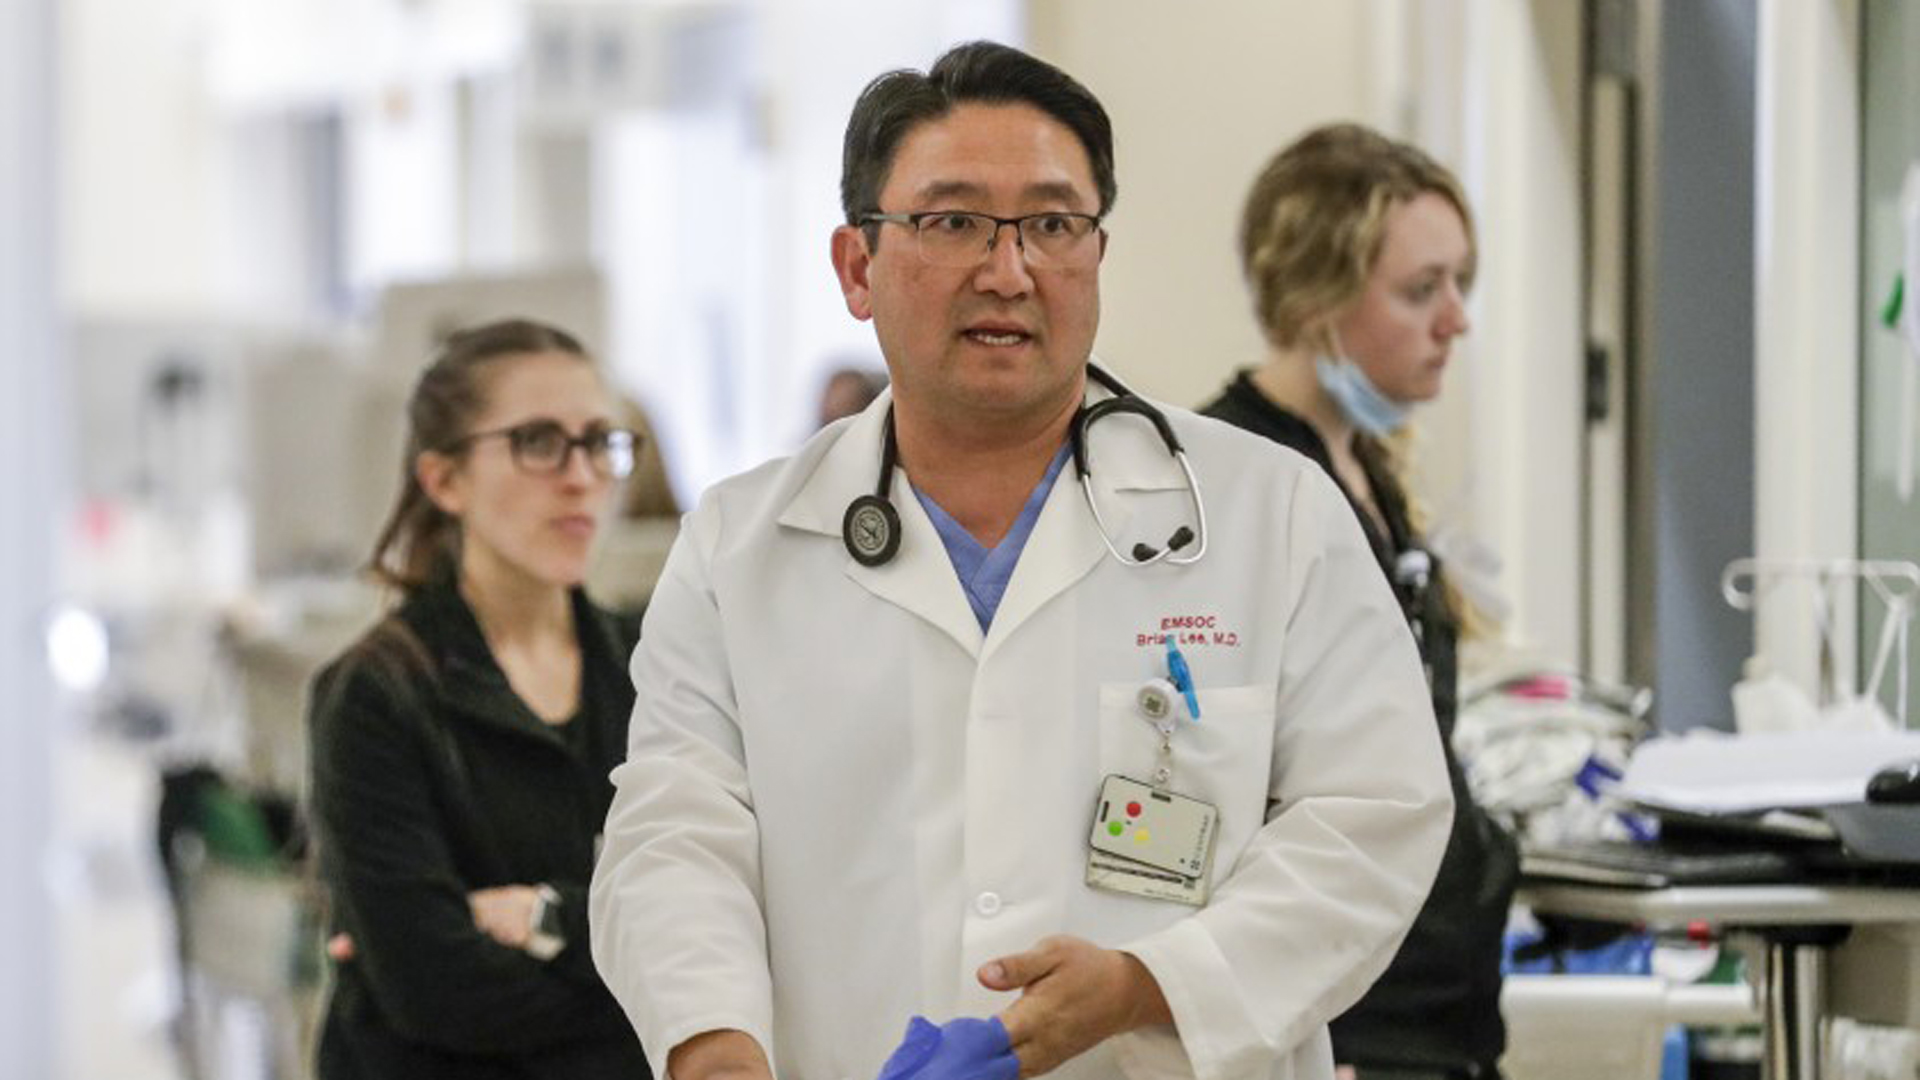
left=1200, top=125, right=1518, bottom=1080
left=307, top=318, right=650, bottom=1080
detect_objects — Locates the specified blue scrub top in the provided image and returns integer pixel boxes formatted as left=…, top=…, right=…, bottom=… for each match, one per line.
left=913, top=445, right=1071, bottom=631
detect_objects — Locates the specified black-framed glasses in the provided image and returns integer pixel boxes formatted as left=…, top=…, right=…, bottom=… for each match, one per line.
left=859, top=210, right=1104, bottom=269
left=446, top=420, right=638, bottom=480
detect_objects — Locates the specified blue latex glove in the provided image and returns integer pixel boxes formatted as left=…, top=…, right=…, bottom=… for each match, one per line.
left=875, top=1015, right=1020, bottom=1080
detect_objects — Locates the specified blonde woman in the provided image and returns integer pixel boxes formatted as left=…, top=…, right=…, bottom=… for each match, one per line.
left=1201, top=124, right=1517, bottom=1080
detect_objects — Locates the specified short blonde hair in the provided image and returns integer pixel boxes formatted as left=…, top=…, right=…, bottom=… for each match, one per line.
left=1239, top=123, right=1474, bottom=349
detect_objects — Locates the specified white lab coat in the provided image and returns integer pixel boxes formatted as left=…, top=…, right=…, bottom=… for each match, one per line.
left=590, top=388, right=1452, bottom=1080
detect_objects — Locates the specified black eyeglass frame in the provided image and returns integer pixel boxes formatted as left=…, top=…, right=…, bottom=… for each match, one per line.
left=442, top=420, right=640, bottom=480
left=858, top=209, right=1106, bottom=268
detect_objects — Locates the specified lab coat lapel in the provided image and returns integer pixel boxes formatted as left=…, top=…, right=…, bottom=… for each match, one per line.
left=983, top=391, right=1184, bottom=655
left=778, top=396, right=984, bottom=658
left=848, top=480, right=985, bottom=657
left=979, top=456, right=1107, bottom=657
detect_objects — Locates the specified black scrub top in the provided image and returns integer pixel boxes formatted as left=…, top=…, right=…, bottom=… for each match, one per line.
left=1203, top=371, right=1519, bottom=1076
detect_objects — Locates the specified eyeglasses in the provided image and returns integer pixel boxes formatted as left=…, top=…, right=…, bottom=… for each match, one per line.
left=859, top=210, right=1104, bottom=269
left=447, top=420, right=638, bottom=480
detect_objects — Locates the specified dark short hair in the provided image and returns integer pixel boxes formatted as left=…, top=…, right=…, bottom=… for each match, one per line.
left=840, top=40, right=1116, bottom=236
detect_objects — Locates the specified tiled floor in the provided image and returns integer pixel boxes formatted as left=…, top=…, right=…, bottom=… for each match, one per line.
left=55, top=733, right=187, bottom=1080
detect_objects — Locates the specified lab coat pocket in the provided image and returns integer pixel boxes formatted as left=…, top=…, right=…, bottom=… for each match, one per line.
left=1097, top=683, right=1277, bottom=882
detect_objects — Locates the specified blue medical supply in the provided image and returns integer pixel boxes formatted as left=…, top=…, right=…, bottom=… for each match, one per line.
left=1315, top=354, right=1410, bottom=436
left=875, top=1016, right=1019, bottom=1080
left=1164, top=637, right=1201, bottom=720
left=915, top=447, right=1068, bottom=630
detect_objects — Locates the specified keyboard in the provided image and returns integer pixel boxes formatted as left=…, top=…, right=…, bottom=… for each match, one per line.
left=1522, top=839, right=1806, bottom=888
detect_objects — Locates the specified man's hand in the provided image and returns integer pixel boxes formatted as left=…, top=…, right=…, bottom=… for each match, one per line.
left=668, top=1029, right=775, bottom=1080
left=980, top=934, right=1173, bottom=1077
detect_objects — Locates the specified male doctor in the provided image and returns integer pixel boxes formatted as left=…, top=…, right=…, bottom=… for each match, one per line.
left=590, top=41, right=1453, bottom=1080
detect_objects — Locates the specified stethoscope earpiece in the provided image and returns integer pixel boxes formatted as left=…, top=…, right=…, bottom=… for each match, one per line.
left=1128, top=523, right=1195, bottom=566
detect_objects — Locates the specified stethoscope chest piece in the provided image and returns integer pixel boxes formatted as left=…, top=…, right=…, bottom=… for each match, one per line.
left=843, top=494, right=901, bottom=567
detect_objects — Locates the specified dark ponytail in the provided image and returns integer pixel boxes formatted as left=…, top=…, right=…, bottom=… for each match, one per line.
left=366, top=318, right=591, bottom=593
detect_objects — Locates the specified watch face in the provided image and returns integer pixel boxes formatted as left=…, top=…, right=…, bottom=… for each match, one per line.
left=527, top=886, right=565, bottom=960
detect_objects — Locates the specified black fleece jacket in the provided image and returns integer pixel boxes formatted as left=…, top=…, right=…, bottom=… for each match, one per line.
left=307, top=577, right=649, bottom=1080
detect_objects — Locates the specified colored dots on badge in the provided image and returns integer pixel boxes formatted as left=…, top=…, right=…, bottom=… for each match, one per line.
left=1107, top=822, right=1124, bottom=837
left=1126, top=801, right=1142, bottom=818
left=1134, top=829, right=1151, bottom=844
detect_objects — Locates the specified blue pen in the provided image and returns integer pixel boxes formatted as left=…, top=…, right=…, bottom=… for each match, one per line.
left=1163, top=637, right=1201, bottom=721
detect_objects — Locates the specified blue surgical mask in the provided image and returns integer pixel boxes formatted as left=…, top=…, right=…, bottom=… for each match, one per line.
left=1314, top=346, right=1410, bottom=437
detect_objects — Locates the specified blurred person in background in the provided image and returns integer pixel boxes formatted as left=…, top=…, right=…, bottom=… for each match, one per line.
left=1200, top=123, right=1518, bottom=1080
left=815, top=361, right=890, bottom=430
left=306, top=318, right=651, bottom=1080
left=617, top=395, right=681, bottom=520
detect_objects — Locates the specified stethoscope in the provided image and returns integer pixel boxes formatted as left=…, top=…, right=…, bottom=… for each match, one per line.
left=841, top=364, right=1209, bottom=569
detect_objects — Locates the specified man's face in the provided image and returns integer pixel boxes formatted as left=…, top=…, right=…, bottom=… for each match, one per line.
left=832, top=102, right=1105, bottom=429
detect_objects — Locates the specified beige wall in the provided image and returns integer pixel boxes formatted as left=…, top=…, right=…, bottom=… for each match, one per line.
left=1031, top=0, right=1587, bottom=665
left=1028, top=0, right=1396, bottom=411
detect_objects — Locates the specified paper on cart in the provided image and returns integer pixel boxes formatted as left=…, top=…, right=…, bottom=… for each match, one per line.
left=1618, top=729, right=1920, bottom=812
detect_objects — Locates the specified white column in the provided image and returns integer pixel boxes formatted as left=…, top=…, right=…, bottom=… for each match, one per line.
left=1752, top=0, right=1861, bottom=696
left=1414, top=0, right=1585, bottom=665
left=0, top=0, right=60, bottom=1072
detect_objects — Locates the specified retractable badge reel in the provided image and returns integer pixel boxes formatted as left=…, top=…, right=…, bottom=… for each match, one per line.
left=1084, top=637, right=1218, bottom=906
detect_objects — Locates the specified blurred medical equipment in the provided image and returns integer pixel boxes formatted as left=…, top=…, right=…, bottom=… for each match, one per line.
left=1721, top=557, right=1920, bottom=729
left=1454, top=667, right=1654, bottom=848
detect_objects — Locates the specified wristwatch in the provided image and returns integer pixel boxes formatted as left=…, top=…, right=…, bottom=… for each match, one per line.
left=526, top=884, right=566, bottom=961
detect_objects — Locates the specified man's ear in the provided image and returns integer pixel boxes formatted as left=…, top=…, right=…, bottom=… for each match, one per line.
left=416, top=450, right=466, bottom=517
left=831, top=224, right=876, bottom=322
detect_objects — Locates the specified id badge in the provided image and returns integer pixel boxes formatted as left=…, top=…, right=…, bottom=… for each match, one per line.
left=1084, top=775, right=1218, bottom=907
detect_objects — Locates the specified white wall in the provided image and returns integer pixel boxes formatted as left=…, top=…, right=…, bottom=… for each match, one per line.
left=1417, top=0, right=1585, bottom=664
left=1032, top=0, right=1587, bottom=665
left=758, top=0, right=1024, bottom=448
left=1, top=0, right=60, bottom=1073
left=61, top=0, right=228, bottom=318
left=1028, top=0, right=1389, bottom=410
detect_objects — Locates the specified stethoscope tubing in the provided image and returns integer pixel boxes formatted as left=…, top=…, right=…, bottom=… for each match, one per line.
left=845, top=363, right=1208, bottom=568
